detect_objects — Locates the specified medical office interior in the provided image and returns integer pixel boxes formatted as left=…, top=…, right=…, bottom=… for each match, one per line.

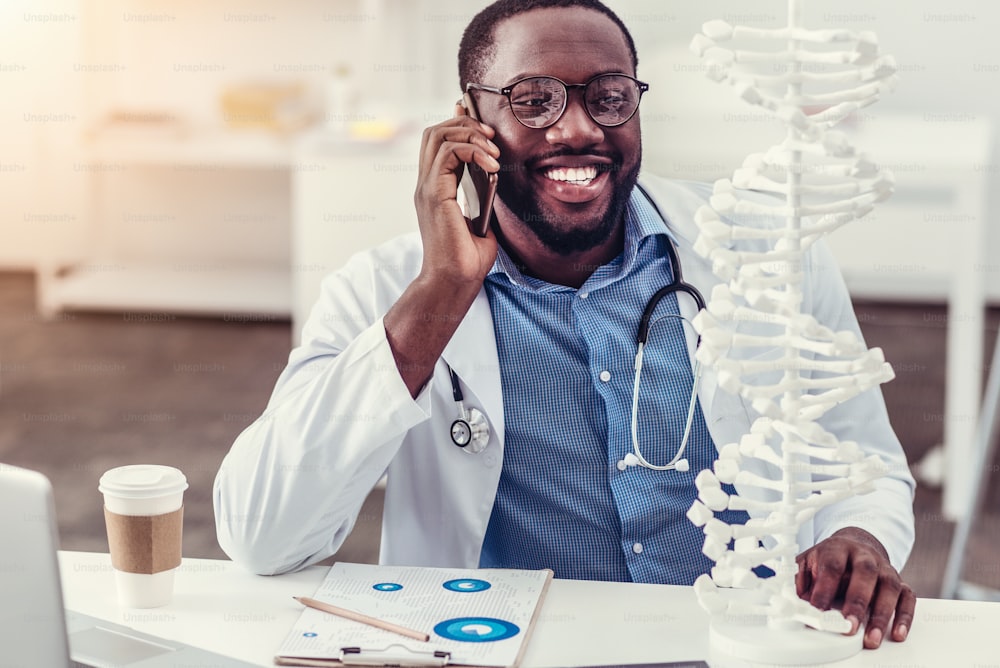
left=1, top=0, right=998, bottom=603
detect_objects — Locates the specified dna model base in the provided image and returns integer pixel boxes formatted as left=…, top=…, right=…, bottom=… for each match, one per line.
left=709, top=615, right=862, bottom=665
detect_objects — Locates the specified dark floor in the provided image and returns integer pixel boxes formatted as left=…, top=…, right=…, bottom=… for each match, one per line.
left=0, top=271, right=997, bottom=597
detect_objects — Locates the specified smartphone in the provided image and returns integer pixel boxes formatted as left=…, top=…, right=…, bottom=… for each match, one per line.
left=459, top=92, right=499, bottom=237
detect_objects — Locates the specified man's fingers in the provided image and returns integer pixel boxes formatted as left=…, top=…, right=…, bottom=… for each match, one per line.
left=442, top=125, right=499, bottom=157
left=434, top=116, right=497, bottom=146
left=808, top=550, right=849, bottom=612
left=863, top=571, right=903, bottom=649
left=838, top=554, right=880, bottom=635
left=417, top=139, right=497, bottom=204
left=890, top=584, right=916, bottom=642
left=796, top=532, right=915, bottom=648
left=418, top=119, right=498, bottom=176
left=429, top=127, right=499, bottom=177
left=795, top=553, right=811, bottom=597
left=434, top=141, right=499, bottom=181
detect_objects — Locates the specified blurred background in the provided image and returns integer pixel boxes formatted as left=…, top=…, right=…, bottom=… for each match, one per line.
left=1, top=0, right=997, bottom=599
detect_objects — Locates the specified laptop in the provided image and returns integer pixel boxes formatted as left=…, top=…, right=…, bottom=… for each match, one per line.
left=0, top=463, right=258, bottom=667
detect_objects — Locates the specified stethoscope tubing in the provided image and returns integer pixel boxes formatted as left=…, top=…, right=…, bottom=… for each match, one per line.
left=448, top=183, right=709, bottom=470
left=628, top=183, right=708, bottom=472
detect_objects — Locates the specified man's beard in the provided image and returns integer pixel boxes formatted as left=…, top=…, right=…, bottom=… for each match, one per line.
left=496, top=154, right=642, bottom=257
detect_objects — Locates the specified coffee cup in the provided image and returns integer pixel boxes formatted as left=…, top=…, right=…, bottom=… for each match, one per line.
left=98, top=465, right=188, bottom=608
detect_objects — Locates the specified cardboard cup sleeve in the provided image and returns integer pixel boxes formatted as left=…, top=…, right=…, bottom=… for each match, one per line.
left=104, top=506, right=183, bottom=575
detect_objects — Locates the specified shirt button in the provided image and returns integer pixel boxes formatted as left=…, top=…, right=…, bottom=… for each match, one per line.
left=599, top=370, right=611, bottom=382
left=632, top=542, right=643, bottom=554
left=579, top=292, right=589, bottom=299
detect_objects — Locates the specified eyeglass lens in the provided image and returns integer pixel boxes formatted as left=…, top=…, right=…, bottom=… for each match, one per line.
left=509, top=75, right=642, bottom=128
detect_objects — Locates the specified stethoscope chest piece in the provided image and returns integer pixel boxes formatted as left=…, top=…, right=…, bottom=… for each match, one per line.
left=447, top=366, right=491, bottom=453
left=451, top=406, right=490, bottom=453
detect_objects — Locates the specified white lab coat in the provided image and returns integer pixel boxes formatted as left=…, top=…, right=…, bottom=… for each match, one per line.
left=214, top=174, right=915, bottom=576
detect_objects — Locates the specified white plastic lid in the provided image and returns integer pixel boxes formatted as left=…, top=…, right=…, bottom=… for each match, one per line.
left=98, top=465, right=188, bottom=499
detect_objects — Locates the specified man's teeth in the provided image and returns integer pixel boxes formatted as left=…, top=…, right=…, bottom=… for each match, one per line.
left=543, top=165, right=599, bottom=184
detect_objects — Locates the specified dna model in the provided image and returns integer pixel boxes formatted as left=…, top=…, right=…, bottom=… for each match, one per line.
left=685, top=2, right=899, bottom=662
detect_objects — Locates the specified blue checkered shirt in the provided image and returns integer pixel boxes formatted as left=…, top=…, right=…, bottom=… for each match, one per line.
left=479, top=187, right=747, bottom=583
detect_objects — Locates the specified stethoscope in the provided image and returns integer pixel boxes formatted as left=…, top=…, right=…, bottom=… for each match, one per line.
left=449, top=184, right=707, bottom=473
left=449, top=367, right=491, bottom=453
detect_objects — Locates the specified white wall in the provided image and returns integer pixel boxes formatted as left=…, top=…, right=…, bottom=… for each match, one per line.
left=1, top=0, right=406, bottom=270
left=0, top=0, right=87, bottom=268
left=624, top=0, right=1000, bottom=301
left=3, top=0, right=998, bottom=299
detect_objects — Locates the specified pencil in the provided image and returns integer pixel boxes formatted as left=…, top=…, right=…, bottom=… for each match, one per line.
left=292, top=596, right=430, bottom=642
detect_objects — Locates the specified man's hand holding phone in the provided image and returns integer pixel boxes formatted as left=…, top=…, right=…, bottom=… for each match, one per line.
left=413, top=99, right=501, bottom=288
left=387, top=100, right=502, bottom=398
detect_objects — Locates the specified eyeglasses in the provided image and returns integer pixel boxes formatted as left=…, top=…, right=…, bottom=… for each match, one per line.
left=466, top=73, right=649, bottom=129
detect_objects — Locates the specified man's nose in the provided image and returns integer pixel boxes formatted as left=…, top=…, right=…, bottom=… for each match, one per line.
left=544, top=96, right=605, bottom=148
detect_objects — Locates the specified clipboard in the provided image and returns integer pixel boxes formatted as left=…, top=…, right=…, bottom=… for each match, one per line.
left=274, top=563, right=554, bottom=668
left=276, top=644, right=451, bottom=667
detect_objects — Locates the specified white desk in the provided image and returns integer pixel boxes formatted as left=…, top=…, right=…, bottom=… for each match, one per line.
left=59, top=551, right=1000, bottom=667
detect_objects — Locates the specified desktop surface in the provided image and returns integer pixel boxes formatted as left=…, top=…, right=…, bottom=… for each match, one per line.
left=58, top=551, right=1000, bottom=667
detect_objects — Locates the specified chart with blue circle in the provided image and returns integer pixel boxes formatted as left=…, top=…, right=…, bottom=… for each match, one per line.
left=442, top=578, right=491, bottom=593
left=433, top=617, right=520, bottom=642
left=372, top=582, right=403, bottom=592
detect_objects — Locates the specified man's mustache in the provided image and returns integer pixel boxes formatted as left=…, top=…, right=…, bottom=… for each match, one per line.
left=524, top=149, right=623, bottom=171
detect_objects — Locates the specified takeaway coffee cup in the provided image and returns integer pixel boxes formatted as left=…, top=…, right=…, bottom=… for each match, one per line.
left=99, top=465, right=188, bottom=608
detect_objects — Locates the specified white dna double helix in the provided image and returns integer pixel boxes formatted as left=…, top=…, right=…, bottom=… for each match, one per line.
left=685, top=2, right=899, bottom=634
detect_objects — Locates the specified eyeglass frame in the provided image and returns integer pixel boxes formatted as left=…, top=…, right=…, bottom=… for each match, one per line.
left=465, top=73, right=650, bottom=129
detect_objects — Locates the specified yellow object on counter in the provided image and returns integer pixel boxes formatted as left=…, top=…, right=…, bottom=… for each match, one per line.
left=220, top=81, right=316, bottom=133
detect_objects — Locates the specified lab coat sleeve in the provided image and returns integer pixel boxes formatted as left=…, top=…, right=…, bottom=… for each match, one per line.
left=214, top=242, right=430, bottom=575
left=806, top=238, right=916, bottom=570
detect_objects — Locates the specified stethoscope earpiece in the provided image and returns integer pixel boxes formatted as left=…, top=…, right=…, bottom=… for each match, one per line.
left=617, top=452, right=689, bottom=472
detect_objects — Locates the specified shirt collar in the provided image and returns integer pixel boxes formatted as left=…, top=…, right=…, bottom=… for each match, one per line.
left=487, top=184, right=675, bottom=288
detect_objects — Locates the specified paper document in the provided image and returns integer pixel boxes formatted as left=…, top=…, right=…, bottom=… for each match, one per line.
left=275, top=562, right=553, bottom=667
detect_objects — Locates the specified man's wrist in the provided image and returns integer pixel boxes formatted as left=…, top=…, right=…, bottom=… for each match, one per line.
left=412, top=270, right=484, bottom=305
left=384, top=273, right=482, bottom=398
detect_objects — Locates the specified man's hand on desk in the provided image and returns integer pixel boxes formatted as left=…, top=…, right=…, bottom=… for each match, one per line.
left=795, top=527, right=915, bottom=650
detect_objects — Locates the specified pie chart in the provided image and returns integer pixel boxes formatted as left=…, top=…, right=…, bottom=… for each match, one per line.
left=442, top=578, right=491, bottom=593
left=433, top=617, right=520, bottom=642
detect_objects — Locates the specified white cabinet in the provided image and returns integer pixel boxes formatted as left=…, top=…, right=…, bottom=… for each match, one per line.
left=291, top=131, right=423, bottom=344
left=30, top=0, right=409, bottom=319
left=37, top=131, right=294, bottom=318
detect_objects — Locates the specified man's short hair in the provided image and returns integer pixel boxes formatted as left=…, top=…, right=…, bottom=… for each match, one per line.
left=458, top=0, right=639, bottom=91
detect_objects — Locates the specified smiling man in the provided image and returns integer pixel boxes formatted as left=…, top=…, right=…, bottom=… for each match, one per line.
left=464, top=7, right=642, bottom=273
left=214, top=0, right=916, bottom=652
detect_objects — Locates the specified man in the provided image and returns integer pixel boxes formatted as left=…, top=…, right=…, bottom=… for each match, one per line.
left=214, top=0, right=915, bottom=650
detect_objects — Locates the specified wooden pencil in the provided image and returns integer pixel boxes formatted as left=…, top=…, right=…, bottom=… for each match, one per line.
left=292, top=596, right=430, bottom=642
